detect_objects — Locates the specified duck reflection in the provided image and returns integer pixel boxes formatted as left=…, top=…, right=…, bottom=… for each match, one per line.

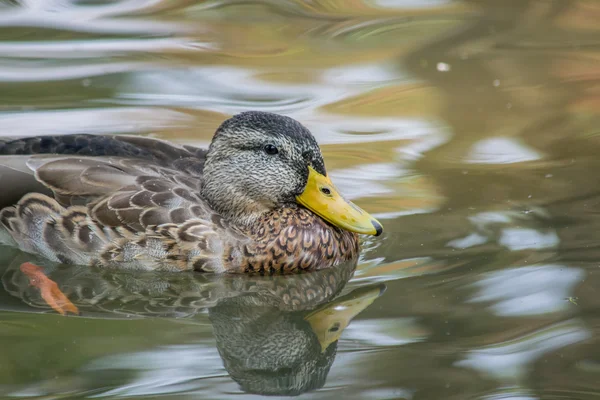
left=0, top=250, right=384, bottom=396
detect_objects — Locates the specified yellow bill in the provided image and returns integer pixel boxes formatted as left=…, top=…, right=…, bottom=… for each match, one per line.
left=305, top=284, right=386, bottom=352
left=296, top=166, right=383, bottom=236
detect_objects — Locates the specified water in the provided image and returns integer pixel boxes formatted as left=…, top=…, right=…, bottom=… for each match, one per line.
left=0, top=0, right=599, bottom=398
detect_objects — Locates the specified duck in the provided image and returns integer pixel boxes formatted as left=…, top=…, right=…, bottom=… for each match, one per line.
left=0, top=111, right=382, bottom=274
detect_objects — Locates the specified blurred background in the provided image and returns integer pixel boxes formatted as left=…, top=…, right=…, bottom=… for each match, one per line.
left=1, top=0, right=600, bottom=399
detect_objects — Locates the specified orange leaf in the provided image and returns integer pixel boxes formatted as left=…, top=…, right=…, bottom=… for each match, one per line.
left=20, top=262, right=79, bottom=316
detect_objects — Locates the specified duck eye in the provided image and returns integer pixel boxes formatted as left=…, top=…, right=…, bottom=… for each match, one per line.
left=264, top=144, right=279, bottom=155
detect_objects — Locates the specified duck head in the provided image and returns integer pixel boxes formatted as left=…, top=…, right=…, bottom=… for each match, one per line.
left=201, top=111, right=383, bottom=236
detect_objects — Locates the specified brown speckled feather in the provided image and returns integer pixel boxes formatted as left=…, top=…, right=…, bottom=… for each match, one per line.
left=237, top=206, right=358, bottom=274
left=0, top=133, right=359, bottom=273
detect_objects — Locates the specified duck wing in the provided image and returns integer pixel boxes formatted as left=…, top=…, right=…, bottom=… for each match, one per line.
left=0, top=135, right=241, bottom=272
left=0, top=134, right=207, bottom=167
left=0, top=134, right=208, bottom=209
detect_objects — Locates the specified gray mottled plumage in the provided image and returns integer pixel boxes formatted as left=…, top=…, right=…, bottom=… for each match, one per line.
left=0, top=112, right=359, bottom=273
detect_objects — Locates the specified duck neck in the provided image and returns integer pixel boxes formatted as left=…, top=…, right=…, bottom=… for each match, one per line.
left=201, top=179, right=273, bottom=229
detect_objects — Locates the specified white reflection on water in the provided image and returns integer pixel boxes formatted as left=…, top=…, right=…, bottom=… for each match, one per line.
left=85, top=344, right=229, bottom=398
left=456, top=319, right=590, bottom=387
left=467, top=265, right=584, bottom=316
left=0, top=107, right=191, bottom=137
left=449, top=210, right=558, bottom=251
left=0, top=61, right=150, bottom=82
left=310, top=116, right=447, bottom=147
left=483, top=394, right=537, bottom=400
left=342, top=318, right=428, bottom=347
left=470, top=211, right=514, bottom=225
left=323, top=62, right=399, bottom=85
left=469, top=210, right=551, bottom=230
left=0, top=0, right=191, bottom=35
left=353, top=257, right=443, bottom=284
left=329, top=163, right=397, bottom=200
left=0, top=38, right=212, bottom=59
left=447, top=232, right=488, bottom=249
left=465, top=137, right=544, bottom=164
left=117, top=67, right=361, bottom=114
left=498, top=228, right=559, bottom=251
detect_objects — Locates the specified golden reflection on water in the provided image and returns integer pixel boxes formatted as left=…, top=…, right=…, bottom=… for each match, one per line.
left=1, top=0, right=600, bottom=398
